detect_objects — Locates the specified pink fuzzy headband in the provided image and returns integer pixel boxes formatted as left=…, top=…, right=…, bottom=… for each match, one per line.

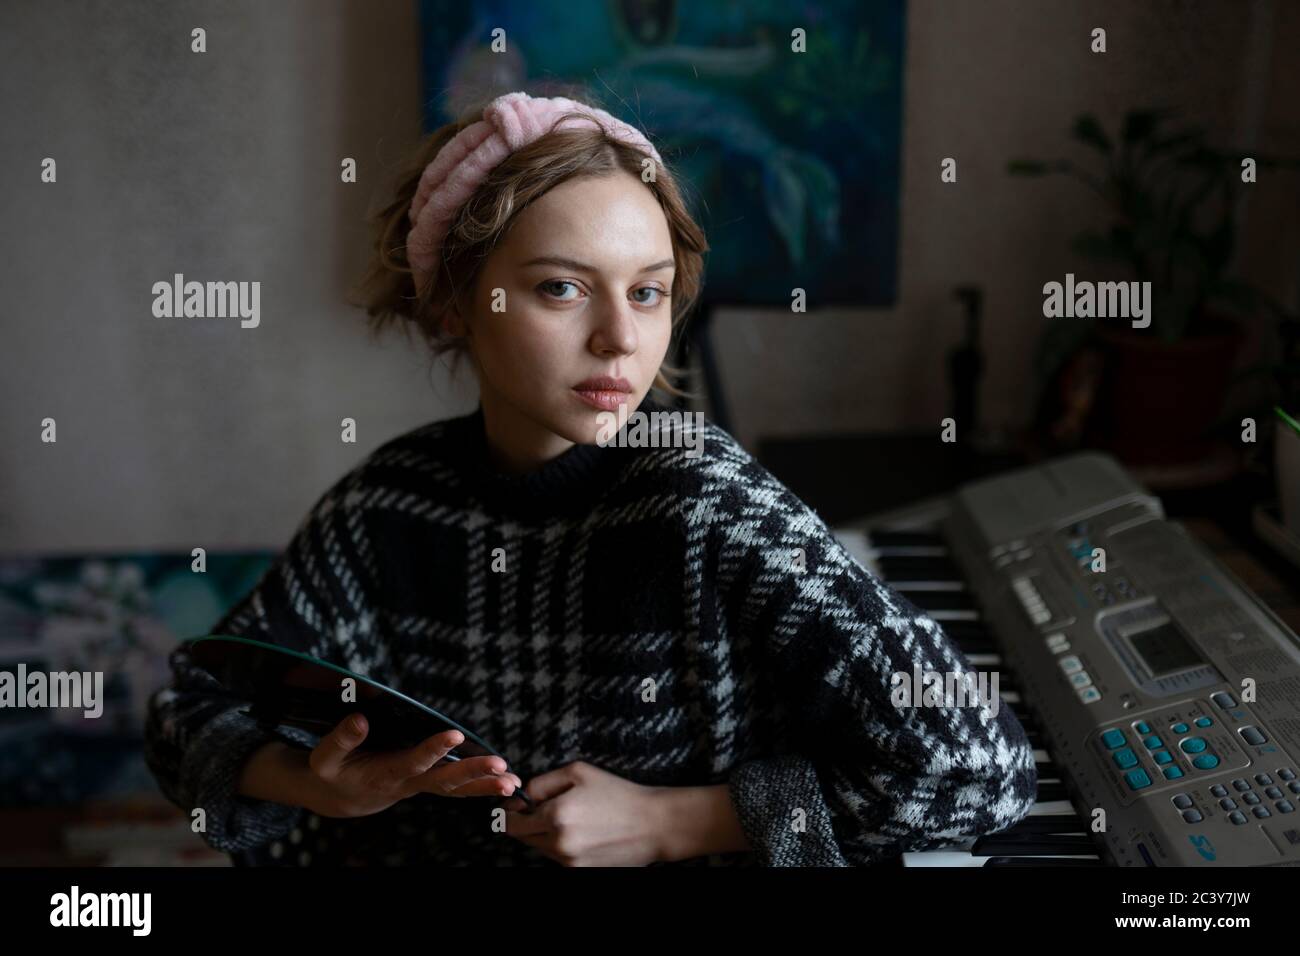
left=405, top=91, right=664, bottom=292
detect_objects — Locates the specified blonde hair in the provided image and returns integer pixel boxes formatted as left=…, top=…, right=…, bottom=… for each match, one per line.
left=350, top=98, right=709, bottom=397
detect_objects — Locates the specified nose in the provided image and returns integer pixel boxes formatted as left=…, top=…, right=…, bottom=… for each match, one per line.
left=588, top=293, right=639, bottom=358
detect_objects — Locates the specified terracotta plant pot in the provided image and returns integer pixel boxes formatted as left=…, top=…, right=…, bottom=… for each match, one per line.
left=1083, top=314, right=1246, bottom=467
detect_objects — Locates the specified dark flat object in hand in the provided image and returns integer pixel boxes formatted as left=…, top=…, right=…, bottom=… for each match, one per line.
left=185, top=634, right=534, bottom=808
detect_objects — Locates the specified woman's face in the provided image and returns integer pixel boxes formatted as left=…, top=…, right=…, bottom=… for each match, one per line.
left=454, top=171, right=676, bottom=473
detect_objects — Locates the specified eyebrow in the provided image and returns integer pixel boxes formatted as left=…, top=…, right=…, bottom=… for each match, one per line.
left=519, top=255, right=676, bottom=273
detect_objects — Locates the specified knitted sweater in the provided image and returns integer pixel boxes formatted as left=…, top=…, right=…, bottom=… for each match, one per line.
left=143, top=395, right=1038, bottom=866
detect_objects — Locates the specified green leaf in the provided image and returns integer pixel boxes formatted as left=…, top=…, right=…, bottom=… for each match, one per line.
left=1122, top=108, right=1176, bottom=145
left=1072, top=114, right=1112, bottom=154
left=1142, top=129, right=1203, bottom=156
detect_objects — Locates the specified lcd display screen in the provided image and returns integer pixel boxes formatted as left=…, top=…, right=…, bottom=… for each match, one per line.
left=1130, top=620, right=1202, bottom=676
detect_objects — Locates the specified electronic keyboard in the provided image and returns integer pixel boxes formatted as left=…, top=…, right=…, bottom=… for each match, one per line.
left=830, top=452, right=1300, bottom=867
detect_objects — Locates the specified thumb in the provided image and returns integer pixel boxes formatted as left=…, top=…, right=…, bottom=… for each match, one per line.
left=518, top=764, right=579, bottom=804
left=311, top=713, right=369, bottom=778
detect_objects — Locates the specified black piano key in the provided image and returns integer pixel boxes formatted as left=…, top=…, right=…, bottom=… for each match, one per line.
left=1008, top=700, right=1031, bottom=719
left=938, top=620, right=988, bottom=638
left=997, top=704, right=1044, bottom=746
left=867, top=530, right=945, bottom=548
left=945, top=632, right=997, bottom=655
left=983, top=856, right=1103, bottom=867
left=1009, top=707, right=1039, bottom=730
left=1035, top=762, right=1058, bottom=779
left=997, top=814, right=1087, bottom=836
left=972, top=834, right=1098, bottom=856
left=1037, top=781, right=1069, bottom=802
left=876, top=556, right=962, bottom=579
left=872, top=546, right=949, bottom=558
left=939, top=622, right=994, bottom=643
left=895, top=591, right=977, bottom=612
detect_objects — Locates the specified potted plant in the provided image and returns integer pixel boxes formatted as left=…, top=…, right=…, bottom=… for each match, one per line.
left=1278, top=407, right=1300, bottom=536
left=1010, top=108, right=1300, bottom=471
left=1234, top=303, right=1300, bottom=535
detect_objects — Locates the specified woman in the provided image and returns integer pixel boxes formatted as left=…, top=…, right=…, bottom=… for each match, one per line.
left=144, top=91, right=1037, bottom=867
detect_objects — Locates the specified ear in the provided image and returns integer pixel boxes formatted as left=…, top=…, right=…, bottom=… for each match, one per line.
left=442, top=304, right=468, bottom=338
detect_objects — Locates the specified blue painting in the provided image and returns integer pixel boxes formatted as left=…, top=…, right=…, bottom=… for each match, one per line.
left=419, top=0, right=906, bottom=307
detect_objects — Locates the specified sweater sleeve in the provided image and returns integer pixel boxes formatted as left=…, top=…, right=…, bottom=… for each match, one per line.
left=143, top=470, right=379, bottom=853
left=713, top=469, right=1039, bottom=867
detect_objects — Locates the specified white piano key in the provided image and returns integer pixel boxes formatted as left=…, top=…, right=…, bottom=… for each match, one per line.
left=1028, top=800, right=1076, bottom=816
left=855, top=497, right=950, bottom=530
left=902, top=851, right=1100, bottom=867
left=867, top=546, right=950, bottom=558
left=901, top=850, right=989, bottom=867
left=926, top=610, right=980, bottom=621
left=887, top=580, right=966, bottom=590
left=830, top=528, right=877, bottom=574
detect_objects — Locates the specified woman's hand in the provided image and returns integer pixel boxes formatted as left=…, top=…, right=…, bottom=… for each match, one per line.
left=302, top=713, right=524, bottom=818
left=498, top=761, right=666, bottom=866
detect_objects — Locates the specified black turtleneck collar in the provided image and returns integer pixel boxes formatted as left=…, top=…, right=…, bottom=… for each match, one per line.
left=450, top=392, right=669, bottom=514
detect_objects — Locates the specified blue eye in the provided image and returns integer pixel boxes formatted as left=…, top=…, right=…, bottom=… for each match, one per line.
left=540, top=280, right=581, bottom=301
left=632, top=286, right=668, bottom=306
left=538, top=281, right=669, bottom=306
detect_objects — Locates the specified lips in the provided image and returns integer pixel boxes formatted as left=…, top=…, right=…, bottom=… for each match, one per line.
left=574, top=376, right=632, bottom=392
left=573, top=376, right=632, bottom=412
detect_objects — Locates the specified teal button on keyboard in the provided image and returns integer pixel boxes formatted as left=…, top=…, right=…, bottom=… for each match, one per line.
left=1113, top=748, right=1139, bottom=769
left=1126, top=768, right=1153, bottom=790
left=1102, top=729, right=1126, bottom=750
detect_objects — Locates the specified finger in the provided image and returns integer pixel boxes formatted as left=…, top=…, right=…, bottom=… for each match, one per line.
left=310, top=713, right=369, bottom=778
left=390, top=729, right=465, bottom=779
left=406, top=756, right=520, bottom=798
left=504, top=801, right=558, bottom=837
left=499, top=795, right=529, bottom=813
left=443, top=773, right=525, bottom=799
left=518, top=765, right=578, bottom=803
left=362, top=730, right=464, bottom=791
left=498, top=780, right=544, bottom=811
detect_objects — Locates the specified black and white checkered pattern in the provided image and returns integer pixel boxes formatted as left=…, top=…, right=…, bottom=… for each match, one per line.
left=144, top=397, right=1037, bottom=866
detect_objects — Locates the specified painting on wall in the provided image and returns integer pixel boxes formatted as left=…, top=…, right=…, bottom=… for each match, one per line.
left=419, top=0, right=907, bottom=307
left=0, top=552, right=273, bottom=806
